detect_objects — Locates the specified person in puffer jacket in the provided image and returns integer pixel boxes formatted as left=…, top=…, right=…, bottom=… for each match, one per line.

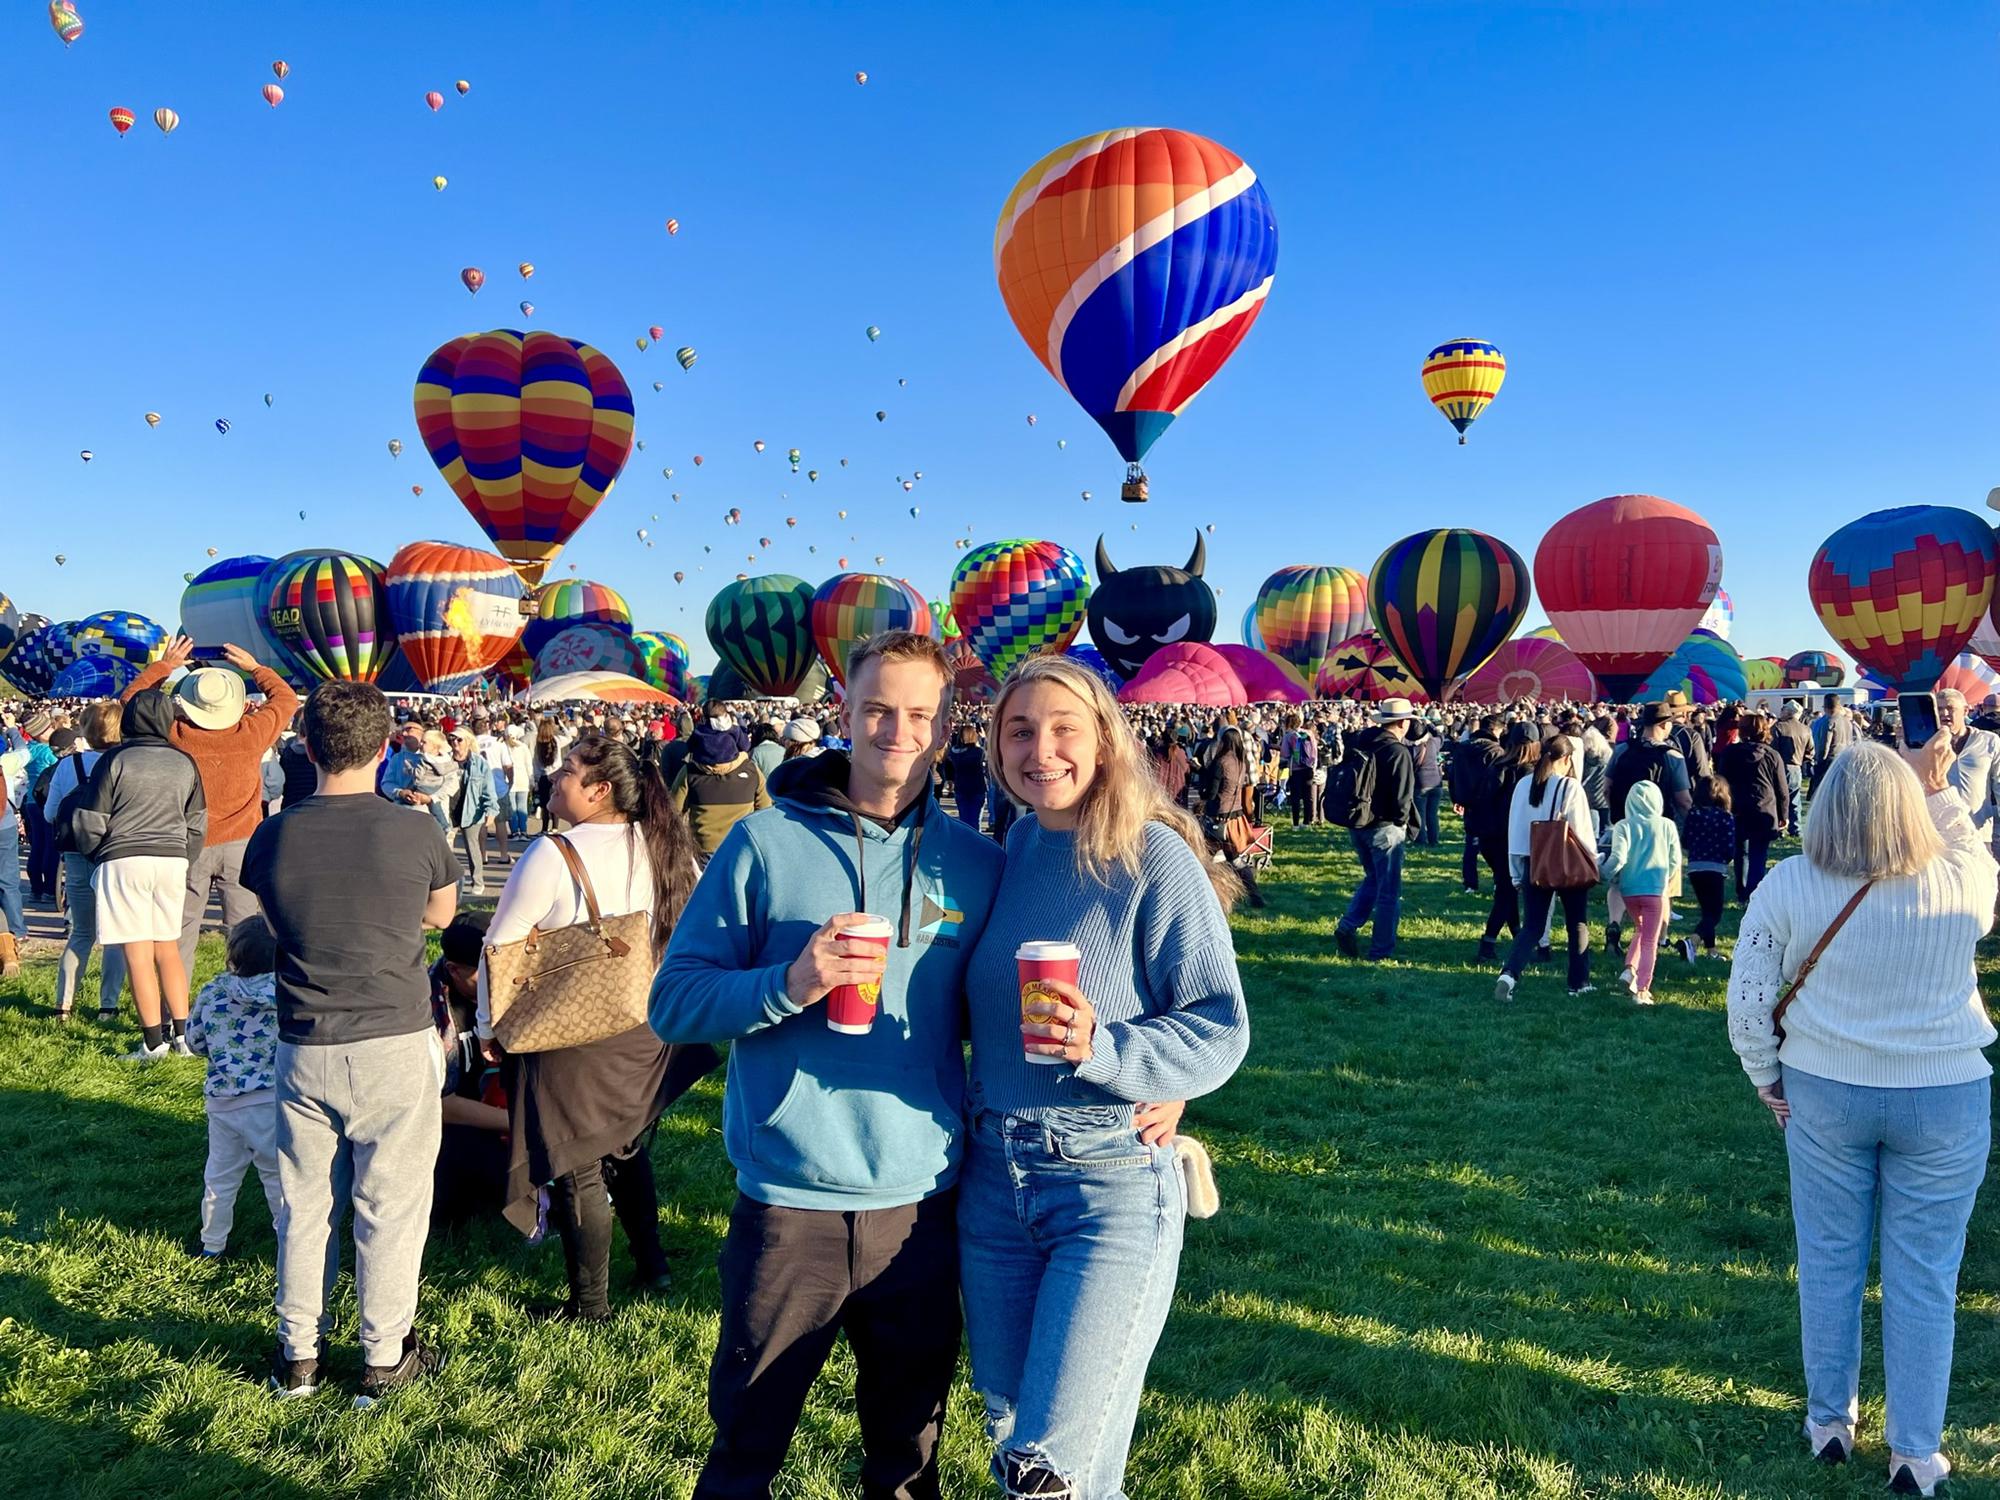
left=68, top=689, right=208, bottom=1061
left=671, top=717, right=772, bottom=862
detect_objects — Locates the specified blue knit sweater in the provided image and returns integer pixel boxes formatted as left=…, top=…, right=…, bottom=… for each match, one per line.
left=966, top=817, right=1250, bottom=1117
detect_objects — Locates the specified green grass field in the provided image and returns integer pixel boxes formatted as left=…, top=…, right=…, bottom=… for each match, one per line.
left=1, top=830, right=1994, bottom=1498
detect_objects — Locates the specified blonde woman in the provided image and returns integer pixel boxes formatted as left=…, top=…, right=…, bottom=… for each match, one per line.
left=1727, top=738, right=1994, bottom=1495
left=960, top=653, right=1250, bottom=1499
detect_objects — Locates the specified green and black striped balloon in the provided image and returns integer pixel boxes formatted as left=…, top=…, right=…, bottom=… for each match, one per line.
left=705, top=574, right=816, bottom=697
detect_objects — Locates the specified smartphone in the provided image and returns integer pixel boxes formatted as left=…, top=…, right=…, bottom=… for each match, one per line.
left=1899, top=691, right=1940, bottom=750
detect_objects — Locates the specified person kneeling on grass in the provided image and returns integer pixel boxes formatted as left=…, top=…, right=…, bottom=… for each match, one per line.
left=187, top=916, right=282, bottom=1258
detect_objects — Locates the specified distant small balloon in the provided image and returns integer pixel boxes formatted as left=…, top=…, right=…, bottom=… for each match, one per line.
left=665, top=218, right=680, bottom=235
left=875, top=411, right=886, bottom=422
left=874, top=555, right=886, bottom=565
left=520, top=300, right=534, bottom=316
left=651, top=381, right=662, bottom=391
left=855, top=71, right=868, bottom=84
left=461, top=266, right=484, bottom=294
left=838, top=510, right=848, bottom=519
left=109, top=106, right=135, bottom=136
left=1027, top=414, right=1037, bottom=426
left=411, top=485, right=423, bottom=496
left=262, top=83, right=284, bottom=108
left=143, top=412, right=160, bottom=427
left=433, top=175, right=448, bottom=191
left=866, top=326, right=881, bottom=342
left=455, top=79, right=470, bottom=95
left=214, top=418, right=230, bottom=435
left=272, top=60, right=289, bottom=79
left=425, top=91, right=443, bottom=111
left=207, top=546, right=219, bottom=557
left=840, top=458, right=849, bottom=467
left=79, top=449, right=92, bottom=463
left=387, top=439, right=402, bottom=457
left=55, top=553, right=67, bottom=565
left=154, top=107, right=179, bottom=136
left=635, top=336, right=649, bottom=351
left=263, top=393, right=273, bottom=407
left=1057, top=439, right=1067, bottom=450
left=902, top=482, right=914, bottom=492
left=648, top=324, right=664, bottom=342
left=693, top=454, right=704, bottom=466
left=909, top=505, right=920, bottom=517
left=298, top=510, right=306, bottom=519
left=518, top=262, right=534, bottom=278
left=675, top=346, right=697, bottom=370
left=807, top=470, right=819, bottom=482
left=1081, top=491, right=1092, bottom=501
left=674, top=570, right=685, bottom=583
left=49, top=2, right=83, bottom=47
left=759, top=536, right=773, bottom=549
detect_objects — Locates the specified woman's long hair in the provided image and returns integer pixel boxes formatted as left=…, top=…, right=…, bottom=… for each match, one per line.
left=565, top=735, right=701, bottom=958
left=986, top=654, right=1241, bottom=911
left=534, top=717, right=559, bottom=769
left=1527, top=734, right=1575, bottom=809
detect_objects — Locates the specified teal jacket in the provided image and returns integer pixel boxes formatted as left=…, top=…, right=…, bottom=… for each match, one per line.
left=1602, top=779, right=1683, bottom=897
left=649, top=751, right=1003, bottom=1211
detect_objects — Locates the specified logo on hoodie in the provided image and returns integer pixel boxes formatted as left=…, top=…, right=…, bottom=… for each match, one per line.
left=916, top=888, right=965, bottom=947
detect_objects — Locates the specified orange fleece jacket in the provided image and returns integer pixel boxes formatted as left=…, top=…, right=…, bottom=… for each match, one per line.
left=120, top=662, right=301, bottom=847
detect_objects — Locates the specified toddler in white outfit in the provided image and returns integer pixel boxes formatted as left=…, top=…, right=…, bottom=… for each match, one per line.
left=187, top=916, right=283, bottom=1257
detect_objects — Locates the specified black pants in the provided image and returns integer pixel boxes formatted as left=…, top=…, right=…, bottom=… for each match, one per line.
left=1691, top=870, right=1727, bottom=948
left=432, top=1124, right=509, bottom=1230
left=1462, top=827, right=1481, bottom=890
left=1286, top=768, right=1316, bottom=825
left=548, top=1148, right=667, bottom=1317
left=24, top=805, right=57, bottom=901
left=1481, top=846, right=1518, bottom=941
left=696, top=1192, right=961, bottom=1500
left=1504, top=883, right=1592, bottom=988
left=1734, top=832, right=1772, bottom=903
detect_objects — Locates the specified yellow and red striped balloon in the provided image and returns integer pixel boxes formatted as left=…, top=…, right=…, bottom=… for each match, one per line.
left=1421, top=338, right=1506, bottom=443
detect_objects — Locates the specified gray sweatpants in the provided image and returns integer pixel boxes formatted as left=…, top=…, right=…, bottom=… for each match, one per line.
left=275, top=1029, right=443, bottom=1365
left=178, top=838, right=259, bottom=977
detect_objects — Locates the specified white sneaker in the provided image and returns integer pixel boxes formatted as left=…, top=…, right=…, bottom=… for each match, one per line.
left=1889, top=1451, right=1950, bottom=1495
left=171, top=1036, right=195, bottom=1057
left=1493, top=973, right=1516, bottom=1003
left=1805, top=1417, right=1853, bottom=1465
left=1618, top=966, right=1636, bottom=993
left=125, top=1041, right=171, bottom=1063
left=1680, top=936, right=1697, bottom=964
left=1634, top=990, right=1655, bottom=1006
left=1568, top=984, right=1597, bottom=997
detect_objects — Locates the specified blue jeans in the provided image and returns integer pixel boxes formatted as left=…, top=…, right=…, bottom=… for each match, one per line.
left=507, top=788, right=531, bottom=839
left=1786, top=765, right=1804, bottom=831
left=1415, top=786, right=1442, bottom=845
left=1782, top=1065, right=1990, bottom=1457
left=57, top=852, right=126, bottom=1014
left=1340, top=824, right=1406, bottom=958
left=0, top=830, right=22, bottom=939
left=960, top=1107, right=1185, bottom=1500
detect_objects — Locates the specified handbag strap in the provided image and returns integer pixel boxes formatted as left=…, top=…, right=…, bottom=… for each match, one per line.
left=1772, top=880, right=1874, bottom=1031
left=546, top=833, right=607, bottom=934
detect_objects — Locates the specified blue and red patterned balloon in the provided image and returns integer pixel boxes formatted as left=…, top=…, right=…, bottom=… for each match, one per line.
left=949, top=539, right=1091, bottom=683
left=1807, top=505, right=1996, bottom=692
left=995, top=129, right=1278, bottom=474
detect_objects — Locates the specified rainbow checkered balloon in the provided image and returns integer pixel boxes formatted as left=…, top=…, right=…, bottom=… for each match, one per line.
left=949, top=539, right=1091, bottom=684
left=1252, top=566, right=1367, bottom=689
left=811, top=573, right=934, bottom=686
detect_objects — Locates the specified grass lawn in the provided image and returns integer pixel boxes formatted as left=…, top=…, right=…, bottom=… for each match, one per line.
left=0, top=829, right=1994, bottom=1498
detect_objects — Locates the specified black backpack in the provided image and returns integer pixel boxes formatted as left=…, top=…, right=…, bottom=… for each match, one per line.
left=1322, top=743, right=1379, bottom=828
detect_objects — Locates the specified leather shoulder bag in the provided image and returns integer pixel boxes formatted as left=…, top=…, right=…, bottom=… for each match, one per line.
left=1529, top=780, right=1599, bottom=890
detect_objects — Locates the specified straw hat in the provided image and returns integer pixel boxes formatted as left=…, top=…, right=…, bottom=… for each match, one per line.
left=175, top=668, right=247, bottom=731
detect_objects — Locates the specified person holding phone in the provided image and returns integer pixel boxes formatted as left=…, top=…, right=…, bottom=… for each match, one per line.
left=1725, top=737, right=1994, bottom=1495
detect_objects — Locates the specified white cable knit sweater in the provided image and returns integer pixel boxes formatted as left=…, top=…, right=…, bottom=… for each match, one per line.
left=1727, top=790, right=1997, bottom=1088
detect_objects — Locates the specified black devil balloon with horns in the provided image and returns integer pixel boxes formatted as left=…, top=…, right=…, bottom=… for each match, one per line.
left=1086, top=531, right=1219, bottom=681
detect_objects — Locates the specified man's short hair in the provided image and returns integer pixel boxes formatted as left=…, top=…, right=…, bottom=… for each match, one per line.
left=846, top=630, right=953, bottom=694
left=302, top=680, right=393, bottom=774
left=439, top=913, right=490, bottom=967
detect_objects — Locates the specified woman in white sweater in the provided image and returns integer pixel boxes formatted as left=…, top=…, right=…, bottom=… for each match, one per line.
left=1727, top=737, right=1994, bottom=1496
left=1494, top=734, right=1599, bottom=1000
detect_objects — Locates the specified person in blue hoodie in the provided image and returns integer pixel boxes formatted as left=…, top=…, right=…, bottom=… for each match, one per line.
left=650, top=630, right=1005, bottom=1500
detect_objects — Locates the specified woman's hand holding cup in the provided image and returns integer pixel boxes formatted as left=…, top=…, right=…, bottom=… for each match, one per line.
left=1022, top=978, right=1098, bottom=1064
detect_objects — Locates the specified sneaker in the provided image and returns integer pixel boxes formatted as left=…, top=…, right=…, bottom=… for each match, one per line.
left=196, top=1245, right=226, bottom=1260
left=268, top=1339, right=326, bottom=1398
left=354, top=1333, right=445, bottom=1409
left=527, top=1301, right=612, bottom=1325
left=1617, top=966, right=1636, bottom=994
left=1568, top=984, right=1597, bottom=997
left=1806, top=1418, right=1852, bottom=1466
left=1333, top=926, right=1358, bottom=959
left=1493, top=973, right=1516, bottom=1003
left=1680, top=936, right=1698, bottom=964
left=171, top=1036, right=196, bottom=1057
left=125, top=1041, right=172, bottom=1063
left=1634, top=990, right=1655, bottom=1006
left=96, top=1006, right=119, bottom=1024
left=1889, top=1452, right=1950, bottom=1495
left=1474, top=938, right=1497, bottom=963
left=1535, top=943, right=1552, bottom=963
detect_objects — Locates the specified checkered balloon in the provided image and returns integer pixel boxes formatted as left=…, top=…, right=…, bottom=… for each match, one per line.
left=949, top=539, right=1091, bottom=684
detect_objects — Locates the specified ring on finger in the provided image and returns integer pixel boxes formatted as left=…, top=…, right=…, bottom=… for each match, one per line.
left=1063, top=1022, right=1075, bottom=1047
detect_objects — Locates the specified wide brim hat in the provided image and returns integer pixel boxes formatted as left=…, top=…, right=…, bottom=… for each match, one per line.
left=1374, top=697, right=1418, bottom=722
left=176, top=668, right=247, bottom=731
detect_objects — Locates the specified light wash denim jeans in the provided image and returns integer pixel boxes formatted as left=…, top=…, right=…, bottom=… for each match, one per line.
left=507, top=788, right=531, bottom=839
left=57, top=852, right=127, bottom=1014
left=1782, top=1064, right=1990, bottom=1458
left=960, top=1106, right=1185, bottom=1500
left=0, top=830, right=22, bottom=940
left=1340, top=823, right=1406, bottom=959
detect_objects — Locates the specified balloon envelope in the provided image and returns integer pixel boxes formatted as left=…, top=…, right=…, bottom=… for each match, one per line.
left=533, top=623, right=643, bottom=679
left=994, top=128, right=1278, bottom=467
left=1314, top=631, right=1428, bottom=703
left=1117, top=643, right=1248, bottom=707
left=631, top=631, right=693, bottom=700
left=810, top=573, right=933, bottom=686
left=1209, top=644, right=1307, bottom=703
left=263, top=551, right=392, bottom=682
left=1252, top=566, right=1367, bottom=690
left=520, top=579, right=632, bottom=661
left=1458, top=636, right=1595, bottom=704
left=1368, top=528, right=1530, bottom=700
left=1637, top=629, right=1746, bottom=705
left=706, top=575, right=818, bottom=697
left=383, top=540, right=529, bottom=690
left=1421, top=338, right=1507, bottom=440
left=51, top=657, right=138, bottom=699
left=70, top=610, right=168, bottom=671
left=949, top=539, right=1091, bottom=682
left=181, top=555, right=293, bottom=676
left=1807, top=505, right=1996, bottom=692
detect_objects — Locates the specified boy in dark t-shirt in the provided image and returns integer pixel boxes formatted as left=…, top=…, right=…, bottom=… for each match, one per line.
left=243, top=681, right=459, bottom=1405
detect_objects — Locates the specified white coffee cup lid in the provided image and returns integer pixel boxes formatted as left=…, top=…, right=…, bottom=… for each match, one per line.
left=840, top=916, right=893, bottom=939
left=1016, top=940, right=1080, bottom=961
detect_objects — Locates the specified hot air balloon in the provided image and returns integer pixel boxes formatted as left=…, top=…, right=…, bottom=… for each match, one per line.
left=70, top=611, right=168, bottom=674
left=386, top=438, right=403, bottom=459
left=517, top=263, right=535, bottom=280
left=1458, top=637, right=1596, bottom=704
left=180, top=554, right=292, bottom=675
left=1698, top=587, right=1734, bottom=641
left=109, top=107, right=134, bottom=136
left=1085, top=532, right=1217, bottom=682
left=455, top=80, right=470, bottom=95
left=1420, top=339, right=1507, bottom=443
left=78, top=450, right=92, bottom=463
left=1209, top=644, right=1309, bottom=703
left=154, top=107, right=178, bottom=136
left=0, top=619, right=62, bottom=696
left=665, top=218, right=680, bottom=235
left=460, top=267, right=484, bottom=294
left=646, top=325, right=664, bottom=343
left=534, top=624, right=643, bottom=679
left=855, top=71, right=868, bottom=85
left=630, top=630, right=693, bottom=699
left=1533, top=494, right=1722, bottom=701
left=875, top=410, right=886, bottom=422
left=49, top=2, right=82, bottom=47
left=866, top=326, right=881, bottom=342
left=383, top=541, right=530, bottom=691
left=1115, top=643, right=1249, bottom=707
left=1934, top=653, right=2000, bottom=703
left=673, top=571, right=685, bottom=584
left=433, top=175, right=448, bottom=191
left=675, top=346, right=697, bottom=370
left=0, top=596, right=19, bottom=668
left=1742, top=658, right=1787, bottom=692
left=54, top=554, right=67, bottom=565
left=1314, top=631, right=1427, bottom=703
left=810, top=573, right=933, bottom=686
left=949, top=539, right=1090, bottom=682
left=520, top=579, right=632, bottom=662
left=1638, top=630, right=1747, bottom=705
left=996, top=128, right=1277, bottom=501
left=143, top=411, right=160, bottom=427
left=273, top=60, right=289, bottom=79
left=1367, top=528, right=1531, bottom=700
left=1240, top=601, right=1265, bottom=651
left=635, top=336, right=649, bottom=353
left=706, top=575, right=817, bottom=696
left=262, top=83, right=284, bottom=107
left=214, top=418, right=230, bottom=435
left=413, top=329, right=636, bottom=589
left=520, top=301, right=534, bottom=317
left=425, top=91, right=444, bottom=111
left=263, top=551, right=392, bottom=681
left=1251, top=566, right=1367, bottom=690
left=52, top=657, right=139, bottom=699
left=1965, top=605, right=2000, bottom=673
left=1807, top=506, right=1997, bottom=692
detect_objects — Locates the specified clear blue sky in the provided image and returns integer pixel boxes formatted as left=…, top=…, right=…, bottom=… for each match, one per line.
left=4, top=1, right=1995, bottom=675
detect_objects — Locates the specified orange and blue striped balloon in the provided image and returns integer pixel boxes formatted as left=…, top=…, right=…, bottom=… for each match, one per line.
left=1368, top=529, right=1530, bottom=700
left=995, top=128, right=1278, bottom=467
left=1421, top=338, right=1507, bottom=443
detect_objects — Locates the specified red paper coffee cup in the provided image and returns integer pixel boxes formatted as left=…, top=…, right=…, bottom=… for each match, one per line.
left=827, top=917, right=893, bottom=1034
left=1016, top=940, right=1081, bottom=1065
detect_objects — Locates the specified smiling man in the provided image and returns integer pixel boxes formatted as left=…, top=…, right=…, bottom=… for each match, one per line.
left=650, top=630, right=1004, bottom=1500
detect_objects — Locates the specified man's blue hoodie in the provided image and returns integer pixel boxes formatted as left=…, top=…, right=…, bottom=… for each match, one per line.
left=650, top=749, right=1004, bottom=1211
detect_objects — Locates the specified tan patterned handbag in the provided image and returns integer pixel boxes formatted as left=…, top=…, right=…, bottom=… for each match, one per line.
left=484, top=835, right=656, bottom=1053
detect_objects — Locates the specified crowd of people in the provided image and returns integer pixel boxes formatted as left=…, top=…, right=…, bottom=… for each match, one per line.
left=1, top=645, right=1992, bottom=1498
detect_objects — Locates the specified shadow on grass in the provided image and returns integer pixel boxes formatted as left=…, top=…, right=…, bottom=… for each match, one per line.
left=0, top=1409, right=326, bottom=1500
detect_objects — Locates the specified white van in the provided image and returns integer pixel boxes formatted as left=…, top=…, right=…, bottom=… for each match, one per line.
left=1742, top=685, right=1869, bottom=719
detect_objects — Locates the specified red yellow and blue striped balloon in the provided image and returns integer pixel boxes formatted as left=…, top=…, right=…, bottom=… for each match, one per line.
left=632, top=631, right=693, bottom=701
left=384, top=540, right=528, bottom=691
left=1251, top=566, right=1367, bottom=690
left=1367, top=529, right=1531, bottom=701
left=810, top=573, right=934, bottom=686
left=1421, top=338, right=1507, bottom=443
left=948, top=539, right=1091, bottom=683
left=520, top=578, right=632, bottom=661
left=995, top=129, right=1278, bottom=470
left=413, top=330, right=635, bottom=589
left=262, top=551, right=391, bottom=682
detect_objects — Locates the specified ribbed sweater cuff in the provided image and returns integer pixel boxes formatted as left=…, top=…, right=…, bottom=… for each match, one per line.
left=1782, top=1035, right=1994, bottom=1090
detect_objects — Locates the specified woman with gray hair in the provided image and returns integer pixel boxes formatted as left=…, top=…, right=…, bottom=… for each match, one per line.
left=1726, top=737, right=1994, bottom=1495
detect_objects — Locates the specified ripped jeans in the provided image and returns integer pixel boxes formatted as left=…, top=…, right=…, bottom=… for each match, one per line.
left=959, top=1106, right=1185, bottom=1500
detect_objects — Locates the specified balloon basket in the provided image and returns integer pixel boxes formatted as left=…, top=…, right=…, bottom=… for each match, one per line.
left=1120, top=465, right=1149, bottom=503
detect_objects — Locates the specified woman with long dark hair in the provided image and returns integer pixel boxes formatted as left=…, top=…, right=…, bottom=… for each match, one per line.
left=532, top=717, right=563, bottom=833
left=478, top=735, right=716, bottom=1320
left=1469, top=725, right=1539, bottom=959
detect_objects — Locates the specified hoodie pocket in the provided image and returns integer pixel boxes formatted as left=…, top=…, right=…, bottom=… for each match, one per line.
left=752, top=1060, right=960, bottom=1192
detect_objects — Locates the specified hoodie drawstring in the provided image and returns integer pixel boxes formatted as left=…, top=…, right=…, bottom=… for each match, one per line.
left=849, top=810, right=925, bottom=948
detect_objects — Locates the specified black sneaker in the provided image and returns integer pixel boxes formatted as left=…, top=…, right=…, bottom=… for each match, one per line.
left=527, top=1300, right=613, bottom=1324
left=267, top=1337, right=327, bottom=1398
left=354, top=1333, right=444, bottom=1408
left=1474, top=938, right=1497, bottom=963
left=1333, top=926, right=1358, bottom=958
